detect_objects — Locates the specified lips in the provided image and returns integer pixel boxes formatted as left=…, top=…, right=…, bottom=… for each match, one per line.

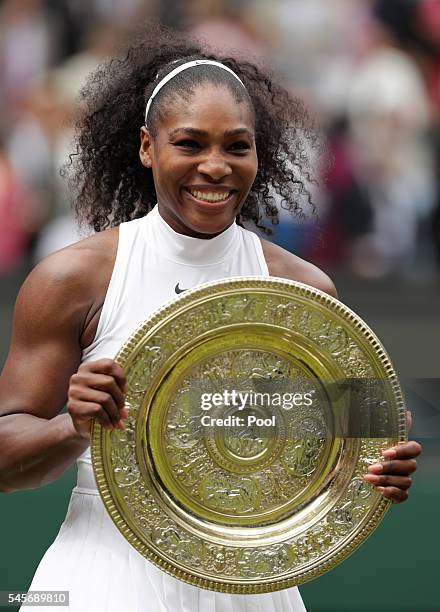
left=187, top=188, right=231, bottom=203
left=184, top=187, right=236, bottom=208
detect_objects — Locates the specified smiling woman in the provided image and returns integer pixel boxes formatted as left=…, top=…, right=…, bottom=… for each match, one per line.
left=139, top=83, right=258, bottom=237
left=66, top=25, right=319, bottom=235
left=0, top=21, right=421, bottom=612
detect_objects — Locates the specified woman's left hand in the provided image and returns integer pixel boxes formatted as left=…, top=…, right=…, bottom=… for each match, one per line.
left=363, top=410, right=422, bottom=503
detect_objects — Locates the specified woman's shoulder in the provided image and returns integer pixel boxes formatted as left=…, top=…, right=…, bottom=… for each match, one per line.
left=32, top=227, right=118, bottom=286
left=260, top=238, right=338, bottom=299
left=20, top=227, right=119, bottom=317
left=15, top=227, right=120, bottom=349
left=66, top=225, right=119, bottom=256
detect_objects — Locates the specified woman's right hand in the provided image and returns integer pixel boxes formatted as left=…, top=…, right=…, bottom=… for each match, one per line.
left=67, top=359, right=129, bottom=438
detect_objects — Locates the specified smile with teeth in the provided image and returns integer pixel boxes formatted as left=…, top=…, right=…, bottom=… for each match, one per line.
left=187, top=188, right=232, bottom=203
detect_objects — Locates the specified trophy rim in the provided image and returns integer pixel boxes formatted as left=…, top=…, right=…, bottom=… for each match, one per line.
left=91, top=276, right=407, bottom=593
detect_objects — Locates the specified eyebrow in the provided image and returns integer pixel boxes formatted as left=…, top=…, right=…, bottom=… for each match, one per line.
left=169, top=127, right=254, bottom=139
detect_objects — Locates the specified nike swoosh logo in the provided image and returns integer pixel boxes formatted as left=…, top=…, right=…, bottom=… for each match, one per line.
left=175, top=283, right=189, bottom=294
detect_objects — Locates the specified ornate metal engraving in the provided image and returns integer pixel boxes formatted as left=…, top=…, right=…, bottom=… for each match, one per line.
left=91, top=277, right=406, bottom=593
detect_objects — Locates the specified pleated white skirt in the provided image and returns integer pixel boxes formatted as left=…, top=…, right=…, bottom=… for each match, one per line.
left=22, top=464, right=307, bottom=612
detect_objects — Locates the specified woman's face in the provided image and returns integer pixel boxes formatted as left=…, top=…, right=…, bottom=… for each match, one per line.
left=140, top=83, right=258, bottom=238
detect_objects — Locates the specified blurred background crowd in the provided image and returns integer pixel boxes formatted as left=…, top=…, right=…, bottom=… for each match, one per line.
left=1, top=0, right=440, bottom=280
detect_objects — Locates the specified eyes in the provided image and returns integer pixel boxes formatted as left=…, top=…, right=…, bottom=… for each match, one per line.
left=173, top=139, right=251, bottom=153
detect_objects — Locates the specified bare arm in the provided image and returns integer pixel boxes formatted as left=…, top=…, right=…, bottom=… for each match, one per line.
left=0, top=243, right=125, bottom=493
left=0, top=252, right=92, bottom=491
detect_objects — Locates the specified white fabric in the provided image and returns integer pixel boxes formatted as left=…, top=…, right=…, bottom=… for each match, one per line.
left=24, top=206, right=307, bottom=611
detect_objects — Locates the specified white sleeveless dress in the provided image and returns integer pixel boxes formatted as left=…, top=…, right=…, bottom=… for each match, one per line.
left=23, top=206, right=307, bottom=612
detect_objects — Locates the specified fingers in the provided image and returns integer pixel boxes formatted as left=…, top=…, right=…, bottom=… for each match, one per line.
left=71, top=386, right=121, bottom=426
left=363, top=473, right=412, bottom=490
left=67, top=398, right=114, bottom=437
left=363, top=471, right=413, bottom=504
left=76, top=372, right=125, bottom=412
left=366, top=458, right=418, bottom=476
left=381, top=440, right=422, bottom=460
left=68, top=359, right=129, bottom=432
left=362, top=472, right=411, bottom=503
left=82, top=359, right=127, bottom=392
left=377, top=486, right=409, bottom=504
left=362, top=439, right=422, bottom=504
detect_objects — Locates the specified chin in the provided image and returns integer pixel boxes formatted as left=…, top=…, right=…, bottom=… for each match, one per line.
left=159, top=193, right=241, bottom=237
left=185, top=210, right=234, bottom=237
left=178, top=189, right=242, bottom=236
left=188, top=219, right=233, bottom=238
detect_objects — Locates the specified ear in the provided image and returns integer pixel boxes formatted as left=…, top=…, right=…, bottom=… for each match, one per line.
left=139, top=126, right=153, bottom=168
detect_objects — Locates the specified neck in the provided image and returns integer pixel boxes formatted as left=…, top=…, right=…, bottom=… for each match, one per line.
left=157, top=204, right=234, bottom=239
left=147, top=204, right=240, bottom=265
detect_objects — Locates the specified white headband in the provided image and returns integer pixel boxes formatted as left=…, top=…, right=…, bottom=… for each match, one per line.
left=144, top=59, right=246, bottom=127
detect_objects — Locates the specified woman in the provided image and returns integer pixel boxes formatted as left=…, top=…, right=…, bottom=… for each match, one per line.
left=0, top=25, right=421, bottom=612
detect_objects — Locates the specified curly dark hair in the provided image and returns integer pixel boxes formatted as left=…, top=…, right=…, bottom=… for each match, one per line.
left=64, top=24, right=321, bottom=233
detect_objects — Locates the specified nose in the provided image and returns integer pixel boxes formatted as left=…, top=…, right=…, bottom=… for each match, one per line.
left=197, top=152, right=232, bottom=181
